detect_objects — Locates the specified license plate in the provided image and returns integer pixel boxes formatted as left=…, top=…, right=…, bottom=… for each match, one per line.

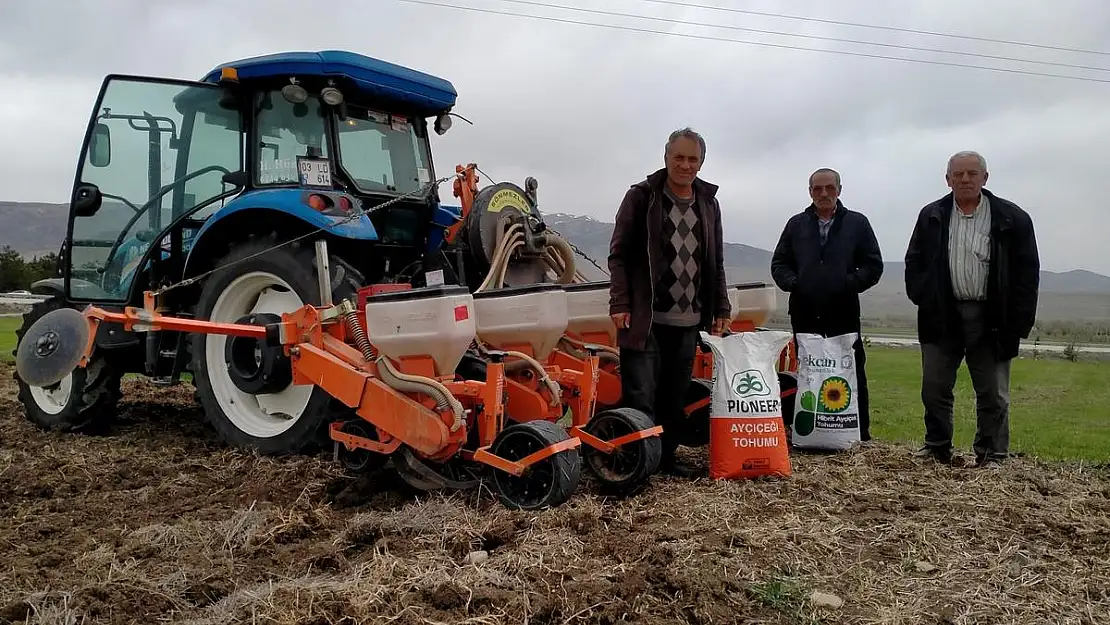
left=297, top=157, right=332, bottom=188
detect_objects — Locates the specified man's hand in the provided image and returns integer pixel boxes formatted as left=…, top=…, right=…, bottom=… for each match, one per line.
left=611, top=313, right=631, bottom=329
left=711, top=316, right=730, bottom=336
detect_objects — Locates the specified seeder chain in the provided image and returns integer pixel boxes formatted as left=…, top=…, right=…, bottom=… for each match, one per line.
left=152, top=167, right=475, bottom=297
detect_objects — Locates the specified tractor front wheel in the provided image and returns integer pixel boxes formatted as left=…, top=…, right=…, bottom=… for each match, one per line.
left=12, top=297, right=122, bottom=432
left=582, top=407, right=662, bottom=492
left=489, top=420, right=581, bottom=511
left=190, top=236, right=361, bottom=456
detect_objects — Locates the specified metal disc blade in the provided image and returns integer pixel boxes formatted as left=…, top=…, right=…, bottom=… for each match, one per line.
left=15, top=307, right=90, bottom=388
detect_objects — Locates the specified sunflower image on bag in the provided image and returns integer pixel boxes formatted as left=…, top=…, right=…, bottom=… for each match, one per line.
left=792, top=332, right=861, bottom=451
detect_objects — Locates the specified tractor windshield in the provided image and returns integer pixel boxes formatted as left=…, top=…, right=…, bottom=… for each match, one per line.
left=335, top=104, right=432, bottom=197
left=253, top=92, right=433, bottom=198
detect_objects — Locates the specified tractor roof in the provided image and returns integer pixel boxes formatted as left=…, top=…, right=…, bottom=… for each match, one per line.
left=201, top=50, right=457, bottom=116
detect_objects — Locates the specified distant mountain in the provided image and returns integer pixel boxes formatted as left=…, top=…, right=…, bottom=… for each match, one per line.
left=0, top=202, right=69, bottom=258
left=543, top=213, right=1110, bottom=296
left=2, top=201, right=1108, bottom=320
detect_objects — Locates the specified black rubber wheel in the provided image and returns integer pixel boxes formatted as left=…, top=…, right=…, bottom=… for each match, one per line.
left=12, top=296, right=122, bottom=432
left=681, top=378, right=713, bottom=448
left=582, top=407, right=662, bottom=491
left=189, top=235, right=362, bottom=456
left=335, top=420, right=391, bottom=474
left=489, top=420, right=581, bottom=511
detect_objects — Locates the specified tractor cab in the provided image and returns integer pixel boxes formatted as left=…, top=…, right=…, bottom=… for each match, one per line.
left=18, top=51, right=468, bottom=447
left=51, top=51, right=460, bottom=309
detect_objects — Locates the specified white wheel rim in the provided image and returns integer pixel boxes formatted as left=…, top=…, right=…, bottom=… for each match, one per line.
left=28, top=374, right=73, bottom=415
left=204, top=270, right=313, bottom=439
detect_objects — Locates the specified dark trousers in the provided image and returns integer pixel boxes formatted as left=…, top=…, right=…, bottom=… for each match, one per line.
left=791, top=328, right=871, bottom=441
left=619, top=323, right=699, bottom=460
left=920, top=301, right=1012, bottom=460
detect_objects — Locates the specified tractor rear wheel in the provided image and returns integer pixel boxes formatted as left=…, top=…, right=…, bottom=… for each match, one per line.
left=582, top=407, right=662, bottom=492
left=489, top=420, right=581, bottom=510
left=189, top=236, right=362, bottom=456
left=12, top=297, right=122, bottom=432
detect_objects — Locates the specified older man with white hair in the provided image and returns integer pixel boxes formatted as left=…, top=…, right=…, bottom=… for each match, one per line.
left=903, top=150, right=1040, bottom=468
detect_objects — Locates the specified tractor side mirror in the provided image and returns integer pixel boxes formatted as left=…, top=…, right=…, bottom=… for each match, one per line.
left=89, top=123, right=111, bottom=168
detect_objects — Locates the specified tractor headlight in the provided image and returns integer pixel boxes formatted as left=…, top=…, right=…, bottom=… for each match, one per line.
left=281, top=82, right=308, bottom=104
left=434, top=112, right=452, bottom=135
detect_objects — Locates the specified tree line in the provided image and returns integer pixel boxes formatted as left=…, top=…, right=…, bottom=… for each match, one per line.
left=0, top=246, right=59, bottom=292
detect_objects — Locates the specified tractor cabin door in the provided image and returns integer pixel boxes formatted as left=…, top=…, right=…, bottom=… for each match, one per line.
left=65, top=75, right=244, bottom=303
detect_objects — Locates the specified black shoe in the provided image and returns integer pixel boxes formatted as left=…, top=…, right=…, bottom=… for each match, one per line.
left=975, top=453, right=1006, bottom=469
left=912, top=445, right=956, bottom=465
left=658, top=456, right=699, bottom=479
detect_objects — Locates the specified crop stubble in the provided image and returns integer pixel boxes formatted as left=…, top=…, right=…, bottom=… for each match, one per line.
left=0, top=361, right=1108, bottom=625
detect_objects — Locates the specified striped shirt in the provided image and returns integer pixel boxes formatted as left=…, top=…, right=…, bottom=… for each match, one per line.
left=948, top=193, right=991, bottom=301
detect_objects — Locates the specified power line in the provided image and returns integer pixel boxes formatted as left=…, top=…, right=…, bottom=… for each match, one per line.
left=497, top=0, right=1110, bottom=74
left=634, top=0, right=1110, bottom=58
left=396, top=0, right=1110, bottom=84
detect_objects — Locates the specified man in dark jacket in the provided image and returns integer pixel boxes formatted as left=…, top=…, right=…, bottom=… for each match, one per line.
left=608, top=127, right=731, bottom=477
left=770, top=168, right=884, bottom=441
left=904, top=151, right=1039, bottom=468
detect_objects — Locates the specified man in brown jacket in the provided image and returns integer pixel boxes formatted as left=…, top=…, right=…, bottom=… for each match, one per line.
left=608, top=127, right=731, bottom=477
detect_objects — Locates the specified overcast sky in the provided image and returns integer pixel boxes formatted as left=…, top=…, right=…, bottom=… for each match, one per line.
left=1, top=0, right=1108, bottom=274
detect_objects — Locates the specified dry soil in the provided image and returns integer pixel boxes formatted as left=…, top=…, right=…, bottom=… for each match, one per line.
left=1, top=361, right=1108, bottom=624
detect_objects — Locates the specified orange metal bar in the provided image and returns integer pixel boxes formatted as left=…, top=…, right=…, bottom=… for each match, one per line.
left=445, top=163, right=478, bottom=244
left=88, top=306, right=271, bottom=339
left=329, top=422, right=402, bottom=455
left=470, top=435, right=581, bottom=477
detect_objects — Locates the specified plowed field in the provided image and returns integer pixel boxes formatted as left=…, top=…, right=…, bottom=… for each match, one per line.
left=1, top=362, right=1108, bottom=624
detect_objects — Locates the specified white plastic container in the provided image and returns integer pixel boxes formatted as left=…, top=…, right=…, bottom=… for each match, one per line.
left=473, top=283, right=568, bottom=360
left=565, top=280, right=616, bottom=344
left=727, top=282, right=778, bottom=328
left=364, top=284, right=476, bottom=376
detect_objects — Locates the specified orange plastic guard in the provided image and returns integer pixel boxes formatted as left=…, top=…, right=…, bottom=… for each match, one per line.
left=292, top=342, right=453, bottom=456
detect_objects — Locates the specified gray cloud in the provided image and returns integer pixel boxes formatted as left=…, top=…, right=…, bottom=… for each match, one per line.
left=1, top=0, right=1107, bottom=274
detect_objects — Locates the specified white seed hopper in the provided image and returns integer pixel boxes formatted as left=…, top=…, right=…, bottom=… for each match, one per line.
left=564, top=281, right=615, bottom=344
left=727, top=282, right=778, bottom=328
left=363, top=284, right=477, bottom=375
left=472, top=283, right=569, bottom=360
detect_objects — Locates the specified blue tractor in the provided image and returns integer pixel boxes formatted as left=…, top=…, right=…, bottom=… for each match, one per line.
left=14, top=51, right=475, bottom=455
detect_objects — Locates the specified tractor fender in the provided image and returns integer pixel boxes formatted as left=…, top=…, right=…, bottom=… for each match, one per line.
left=29, top=278, right=64, bottom=297
left=426, top=203, right=462, bottom=254
left=183, top=189, right=379, bottom=280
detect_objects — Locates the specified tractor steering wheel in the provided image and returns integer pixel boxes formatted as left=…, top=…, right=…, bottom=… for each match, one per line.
left=99, top=164, right=232, bottom=295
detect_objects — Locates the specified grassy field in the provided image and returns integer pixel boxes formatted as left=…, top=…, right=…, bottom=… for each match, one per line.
left=0, top=317, right=17, bottom=359
left=3, top=316, right=1108, bottom=462
left=864, top=346, right=1110, bottom=462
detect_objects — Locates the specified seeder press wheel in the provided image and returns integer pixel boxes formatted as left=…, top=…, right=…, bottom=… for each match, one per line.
left=489, top=421, right=581, bottom=511
left=581, top=407, right=662, bottom=492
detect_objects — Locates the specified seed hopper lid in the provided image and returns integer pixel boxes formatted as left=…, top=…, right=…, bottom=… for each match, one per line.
left=16, top=307, right=90, bottom=388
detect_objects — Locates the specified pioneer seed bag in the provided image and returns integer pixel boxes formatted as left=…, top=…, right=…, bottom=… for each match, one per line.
left=700, top=330, right=794, bottom=480
left=792, top=332, right=861, bottom=451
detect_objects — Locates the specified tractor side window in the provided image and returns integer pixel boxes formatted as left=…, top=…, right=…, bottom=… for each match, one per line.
left=187, top=114, right=245, bottom=222
left=67, top=77, right=242, bottom=302
left=337, top=106, right=431, bottom=196
left=255, top=93, right=329, bottom=185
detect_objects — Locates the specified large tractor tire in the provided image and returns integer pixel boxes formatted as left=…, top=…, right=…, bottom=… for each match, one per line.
left=189, top=235, right=362, bottom=456
left=12, top=297, right=122, bottom=432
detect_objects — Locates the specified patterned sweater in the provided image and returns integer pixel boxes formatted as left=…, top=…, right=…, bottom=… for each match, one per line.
left=653, top=186, right=704, bottom=326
